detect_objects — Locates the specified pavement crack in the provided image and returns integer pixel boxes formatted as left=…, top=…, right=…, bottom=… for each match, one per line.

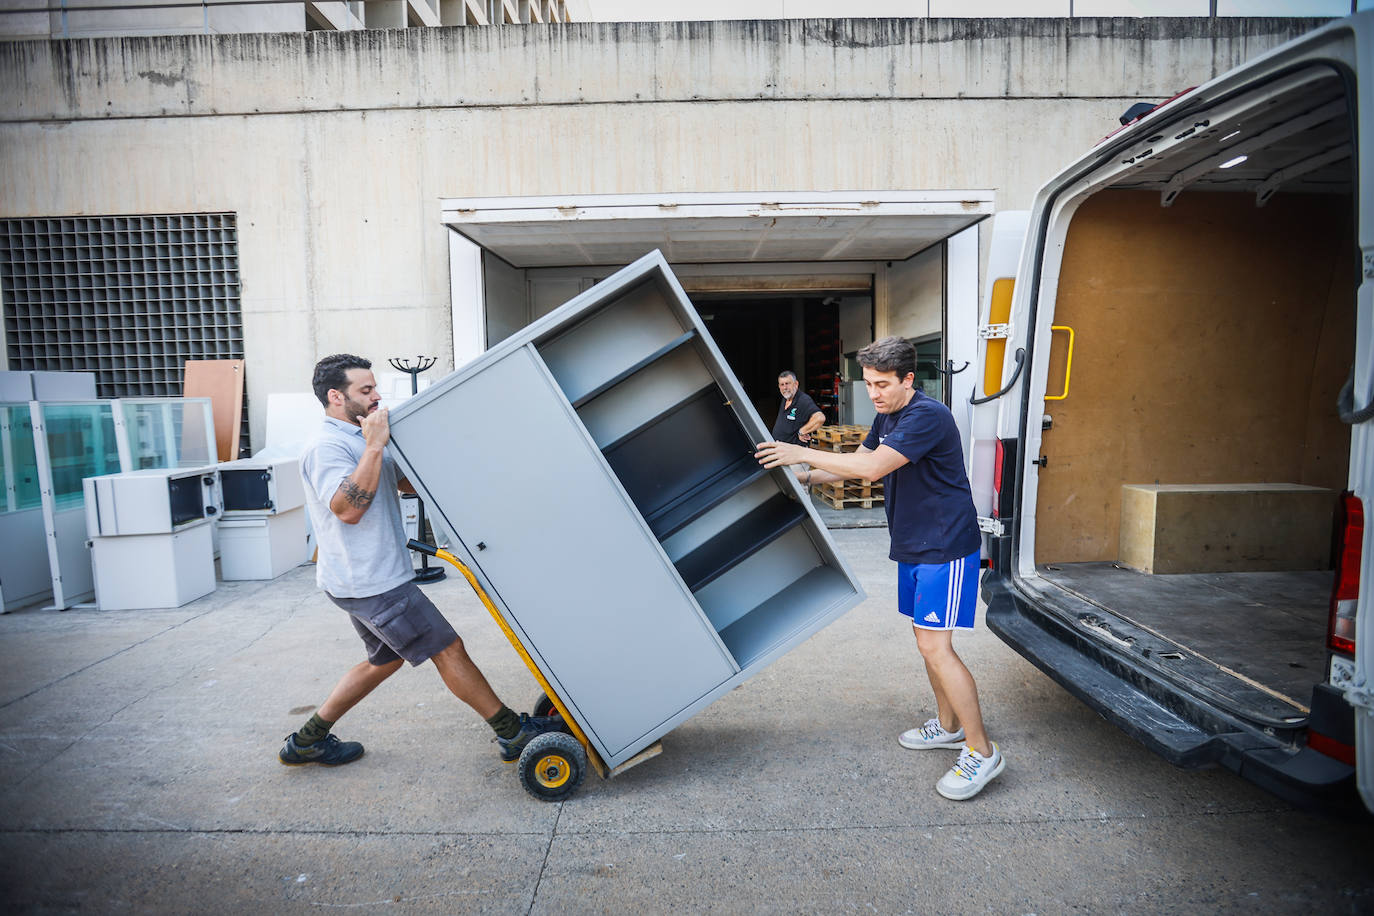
left=6, top=681, right=170, bottom=792
left=0, top=806, right=1291, bottom=841
left=1, top=583, right=303, bottom=715
left=0, top=826, right=553, bottom=838
left=0, top=607, right=218, bottom=712
left=527, top=802, right=563, bottom=916
left=233, top=595, right=304, bottom=653
left=547, top=806, right=1293, bottom=837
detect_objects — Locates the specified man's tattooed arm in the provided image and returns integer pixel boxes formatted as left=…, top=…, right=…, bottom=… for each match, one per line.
left=338, top=477, right=376, bottom=510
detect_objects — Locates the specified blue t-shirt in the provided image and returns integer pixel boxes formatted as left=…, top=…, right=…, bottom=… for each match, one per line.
left=863, top=390, right=981, bottom=565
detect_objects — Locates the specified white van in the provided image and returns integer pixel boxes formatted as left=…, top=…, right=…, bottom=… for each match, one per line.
left=970, top=11, right=1372, bottom=814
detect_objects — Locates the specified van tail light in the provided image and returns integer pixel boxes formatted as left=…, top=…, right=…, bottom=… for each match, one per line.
left=1328, top=492, right=1363, bottom=657
left=991, top=438, right=1005, bottom=519
left=1307, top=730, right=1356, bottom=766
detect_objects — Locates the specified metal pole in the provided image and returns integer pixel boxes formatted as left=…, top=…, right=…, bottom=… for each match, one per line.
left=388, top=356, right=445, bottom=584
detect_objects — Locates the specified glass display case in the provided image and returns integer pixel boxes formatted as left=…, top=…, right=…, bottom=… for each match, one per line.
left=115, top=398, right=216, bottom=471
left=0, top=404, right=49, bottom=610
left=23, top=398, right=217, bottom=610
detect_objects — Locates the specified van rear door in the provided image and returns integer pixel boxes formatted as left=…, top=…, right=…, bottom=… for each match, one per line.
left=1350, top=11, right=1373, bottom=806
left=966, top=211, right=1028, bottom=547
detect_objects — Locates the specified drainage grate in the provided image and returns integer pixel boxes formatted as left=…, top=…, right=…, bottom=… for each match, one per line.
left=0, top=212, right=247, bottom=454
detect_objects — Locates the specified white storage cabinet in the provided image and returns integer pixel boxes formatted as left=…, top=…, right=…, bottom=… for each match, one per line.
left=216, top=457, right=308, bottom=580
left=83, top=467, right=220, bottom=610
left=83, top=466, right=221, bottom=537
left=88, top=523, right=216, bottom=610
left=217, top=457, right=306, bottom=517
left=218, top=513, right=307, bottom=580
left=387, top=251, right=865, bottom=770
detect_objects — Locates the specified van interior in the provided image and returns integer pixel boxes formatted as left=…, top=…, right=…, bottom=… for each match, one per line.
left=1028, top=64, right=1355, bottom=732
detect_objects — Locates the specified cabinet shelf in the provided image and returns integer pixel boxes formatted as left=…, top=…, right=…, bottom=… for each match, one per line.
left=602, top=384, right=757, bottom=524
left=717, top=566, right=857, bottom=667
left=599, top=384, right=714, bottom=455
left=644, top=454, right=768, bottom=540
left=570, top=330, right=697, bottom=409
left=673, top=493, right=807, bottom=592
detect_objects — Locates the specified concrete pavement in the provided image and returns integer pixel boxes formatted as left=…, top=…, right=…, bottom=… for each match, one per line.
left=0, top=527, right=1370, bottom=914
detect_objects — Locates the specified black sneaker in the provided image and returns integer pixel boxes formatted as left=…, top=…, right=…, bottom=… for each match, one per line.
left=495, top=713, right=566, bottom=762
left=279, top=733, right=365, bottom=766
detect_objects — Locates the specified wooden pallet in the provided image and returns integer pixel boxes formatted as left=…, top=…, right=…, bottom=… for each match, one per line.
left=811, top=480, right=884, bottom=510
left=812, top=488, right=885, bottom=510
left=811, top=425, right=870, bottom=452
left=813, top=479, right=883, bottom=497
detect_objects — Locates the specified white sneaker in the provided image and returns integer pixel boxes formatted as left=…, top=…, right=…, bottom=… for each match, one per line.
left=936, top=744, right=1005, bottom=800
left=898, top=717, right=966, bottom=750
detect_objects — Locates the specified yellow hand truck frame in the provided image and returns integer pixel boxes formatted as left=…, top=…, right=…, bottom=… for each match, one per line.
left=408, top=539, right=661, bottom=801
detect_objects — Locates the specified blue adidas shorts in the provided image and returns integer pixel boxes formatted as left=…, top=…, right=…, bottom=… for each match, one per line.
left=897, top=549, right=980, bottom=630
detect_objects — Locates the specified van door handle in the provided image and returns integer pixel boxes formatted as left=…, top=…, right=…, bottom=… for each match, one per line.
left=1044, top=326, right=1075, bottom=402
left=970, top=348, right=1025, bottom=406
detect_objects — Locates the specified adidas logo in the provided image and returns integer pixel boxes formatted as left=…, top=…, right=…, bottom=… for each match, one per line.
left=923, top=611, right=940, bottom=624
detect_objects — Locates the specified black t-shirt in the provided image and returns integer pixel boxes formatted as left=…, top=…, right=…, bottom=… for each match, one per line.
left=863, top=390, right=981, bottom=565
left=773, top=391, right=822, bottom=444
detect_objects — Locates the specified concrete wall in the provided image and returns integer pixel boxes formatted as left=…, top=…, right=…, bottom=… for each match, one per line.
left=0, top=17, right=1328, bottom=448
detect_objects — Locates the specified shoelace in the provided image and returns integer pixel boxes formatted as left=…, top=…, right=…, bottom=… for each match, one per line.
left=918, top=718, right=946, bottom=740
left=951, top=747, right=983, bottom=781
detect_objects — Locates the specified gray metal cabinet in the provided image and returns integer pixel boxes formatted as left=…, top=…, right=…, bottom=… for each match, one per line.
left=388, top=251, right=864, bottom=769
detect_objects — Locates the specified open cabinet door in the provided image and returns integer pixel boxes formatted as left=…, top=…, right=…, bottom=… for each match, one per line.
left=967, top=211, right=1029, bottom=542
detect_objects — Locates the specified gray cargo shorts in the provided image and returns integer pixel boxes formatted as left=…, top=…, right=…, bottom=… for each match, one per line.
left=326, top=581, right=458, bottom=667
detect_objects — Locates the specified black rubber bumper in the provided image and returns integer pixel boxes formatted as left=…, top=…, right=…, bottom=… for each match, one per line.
left=982, top=572, right=1364, bottom=817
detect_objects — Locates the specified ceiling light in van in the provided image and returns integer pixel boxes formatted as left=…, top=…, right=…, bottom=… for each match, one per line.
left=1220, top=130, right=1241, bottom=142
left=1219, top=155, right=1248, bottom=169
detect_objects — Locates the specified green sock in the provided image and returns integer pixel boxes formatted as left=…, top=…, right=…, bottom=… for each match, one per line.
left=295, top=713, right=334, bottom=746
left=486, top=705, right=521, bottom=740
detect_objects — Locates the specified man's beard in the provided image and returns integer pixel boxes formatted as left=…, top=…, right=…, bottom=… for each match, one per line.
left=344, top=396, right=375, bottom=422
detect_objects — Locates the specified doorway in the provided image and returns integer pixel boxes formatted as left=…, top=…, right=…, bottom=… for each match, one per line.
left=692, top=294, right=859, bottom=427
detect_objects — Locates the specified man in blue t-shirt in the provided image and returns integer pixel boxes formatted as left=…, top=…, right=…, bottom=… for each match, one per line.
left=755, top=336, right=1005, bottom=801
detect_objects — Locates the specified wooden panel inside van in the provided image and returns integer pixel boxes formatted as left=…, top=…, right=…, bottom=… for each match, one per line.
left=1035, top=189, right=1354, bottom=565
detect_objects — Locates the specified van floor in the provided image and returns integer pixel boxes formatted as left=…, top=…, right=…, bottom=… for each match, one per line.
left=1036, top=563, right=1330, bottom=718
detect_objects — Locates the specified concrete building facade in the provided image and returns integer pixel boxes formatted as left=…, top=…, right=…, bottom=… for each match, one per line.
left=0, top=0, right=575, bottom=41
left=0, top=17, right=1329, bottom=447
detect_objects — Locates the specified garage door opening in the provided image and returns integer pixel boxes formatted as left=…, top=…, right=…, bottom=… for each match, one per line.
left=694, top=294, right=848, bottom=424
left=442, top=191, right=991, bottom=444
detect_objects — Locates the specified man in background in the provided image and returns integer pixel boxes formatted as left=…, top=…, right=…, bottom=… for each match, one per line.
left=772, top=370, right=826, bottom=445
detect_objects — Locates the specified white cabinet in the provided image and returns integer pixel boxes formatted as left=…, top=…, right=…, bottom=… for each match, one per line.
left=83, top=466, right=221, bottom=537
left=89, top=521, right=215, bottom=610
left=218, top=457, right=305, bottom=517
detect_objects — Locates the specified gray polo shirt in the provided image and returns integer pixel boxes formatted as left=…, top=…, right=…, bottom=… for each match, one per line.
left=301, top=416, right=412, bottom=599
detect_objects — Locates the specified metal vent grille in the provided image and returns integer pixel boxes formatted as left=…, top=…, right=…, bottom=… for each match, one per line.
left=0, top=212, right=247, bottom=453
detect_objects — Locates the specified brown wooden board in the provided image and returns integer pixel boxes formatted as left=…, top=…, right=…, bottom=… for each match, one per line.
left=185, top=359, right=245, bottom=462
left=1034, top=190, right=1354, bottom=565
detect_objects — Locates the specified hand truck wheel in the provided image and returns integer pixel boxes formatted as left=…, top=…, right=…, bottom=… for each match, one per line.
left=532, top=691, right=557, bottom=719
left=517, top=731, right=587, bottom=802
